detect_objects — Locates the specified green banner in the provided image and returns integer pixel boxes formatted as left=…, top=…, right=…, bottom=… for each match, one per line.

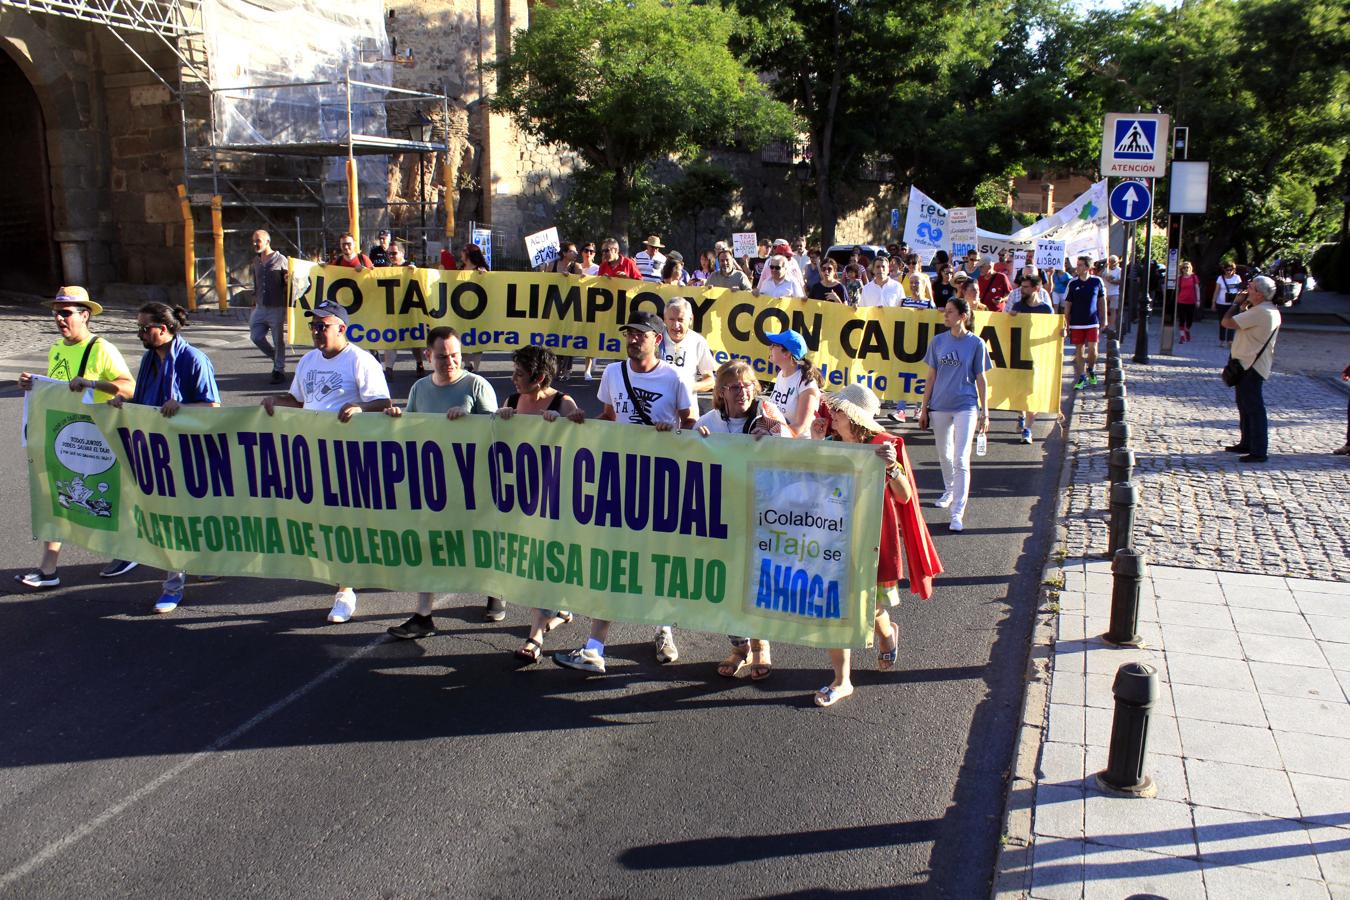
left=25, top=384, right=885, bottom=649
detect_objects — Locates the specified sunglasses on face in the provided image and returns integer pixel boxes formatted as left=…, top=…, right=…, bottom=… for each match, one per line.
left=136, top=324, right=163, bottom=335
left=309, top=322, right=337, bottom=332
left=54, top=309, right=80, bottom=319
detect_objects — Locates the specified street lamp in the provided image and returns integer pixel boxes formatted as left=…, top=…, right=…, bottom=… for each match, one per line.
left=408, top=110, right=435, bottom=256
left=795, top=156, right=811, bottom=239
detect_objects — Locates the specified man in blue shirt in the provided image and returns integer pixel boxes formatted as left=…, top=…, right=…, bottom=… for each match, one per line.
left=1064, top=255, right=1109, bottom=389
left=110, top=302, right=221, bottom=613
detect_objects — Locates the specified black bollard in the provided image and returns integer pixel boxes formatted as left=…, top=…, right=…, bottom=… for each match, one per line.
left=1109, top=447, right=1136, bottom=485
left=1106, top=381, right=1128, bottom=402
left=1104, top=547, right=1147, bottom=646
left=1104, top=355, right=1122, bottom=375
left=1109, top=481, right=1138, bottom=558
left=1106, top=338, right=1121, bottom=359
left=1096, top=661, right=1159, bottom=796
left=1108, top=421, right=1131, bottom=452
left=1106, top=395, right=1128, bottom=429
left=1105, top=368, right=1124, bottom=392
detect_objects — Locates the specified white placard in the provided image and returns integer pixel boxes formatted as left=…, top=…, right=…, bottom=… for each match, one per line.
left=1168, top=160, right=1210, bottom=214
left=1035, top=239, right=1067, bottom=272
left=524, top=226, right=561, bottom=269
left=902, top=186, right=949, bottom=257
left=1012, top=251, right=1028, bottom=272
left=949, top=207, right=978, bottom=260
left=732, top=232, right=758, bottom=259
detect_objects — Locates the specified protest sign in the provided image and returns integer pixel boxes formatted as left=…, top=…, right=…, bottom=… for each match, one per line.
left=524, top=227, right=561, bottom=269
left=910, top=181, right=1109, bottom=263
left=903, top=186, right=949, bottom=258
left=286, top=263, right=1065, bottom=413
left=949, top=208, right=978, bottom=260
left=471, top=227, right=493, bottom=268
left=1012, top=251, right=1028, bottom=272
left=1035, top=239, right=1067, bottom=272
left=732, top=232, right=758, bottom=259
left=25, top=383, right=886, bottom=649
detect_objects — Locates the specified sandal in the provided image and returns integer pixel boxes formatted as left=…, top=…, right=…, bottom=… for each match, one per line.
left=717, top=645, right=750, bottom=678
left=814, top=684, right=854, bottom=708
left=749, top=640, right=773, bottom=681
left=543, top=610, right=574, bottom=633
left=877, top=626, right=899, bottom=672
left=514, top=638, right=542, bottom=663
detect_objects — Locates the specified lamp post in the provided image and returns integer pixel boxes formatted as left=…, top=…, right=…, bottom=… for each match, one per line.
left=409, top=110, right=434, bottom=258
left=795, top=155, right=811, bottom=239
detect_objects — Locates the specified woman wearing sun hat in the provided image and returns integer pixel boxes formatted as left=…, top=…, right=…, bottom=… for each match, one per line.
left=809, top=384, right=943, bottom=707
left=16, top=286, right=136, bottom=590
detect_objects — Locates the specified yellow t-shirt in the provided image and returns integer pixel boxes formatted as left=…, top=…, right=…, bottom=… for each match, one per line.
left=47, top=337, right=132, bottom=403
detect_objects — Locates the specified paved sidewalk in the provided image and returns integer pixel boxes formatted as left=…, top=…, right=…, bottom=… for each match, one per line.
left=996, top=326, right=1350, bottom=899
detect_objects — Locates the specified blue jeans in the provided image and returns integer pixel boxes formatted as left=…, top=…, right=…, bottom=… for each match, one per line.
left=1235, top=368, right=1268, bottom=456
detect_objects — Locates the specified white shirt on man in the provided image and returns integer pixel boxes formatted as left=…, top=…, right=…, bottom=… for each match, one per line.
left=660, top=331, right=716, bottom=391
left=289, top=344, right=390, bottom=411
left=634, top=249, right=666, bottom=283
left=859, top=278, right=903, bottom=308
left=598, top=359, right=693, bottom=427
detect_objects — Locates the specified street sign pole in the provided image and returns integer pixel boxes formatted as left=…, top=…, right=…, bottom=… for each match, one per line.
left=1160, top=127, right=1188, bottom=355
left=1133, top=176, right=1155, bottom=364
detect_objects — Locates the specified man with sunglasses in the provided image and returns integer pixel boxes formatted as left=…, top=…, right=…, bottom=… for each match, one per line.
left=331, top=233, right=373, bottom=271
left=249, top=230, right=290, bottom=385
left=16, top=287, right=136, bottom=589
left=753, top=255, right=803, bottom=298
left=261, top=298, right=391, bottom=623
left=596, top=237, right=641, bottom=281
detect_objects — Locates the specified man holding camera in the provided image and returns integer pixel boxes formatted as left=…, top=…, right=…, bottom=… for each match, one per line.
left=1221, top=275, right=1281, bottom=463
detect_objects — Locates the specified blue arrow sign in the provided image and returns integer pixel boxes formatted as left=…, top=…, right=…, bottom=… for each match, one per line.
left=1109, top=181, right=1152, bottom=222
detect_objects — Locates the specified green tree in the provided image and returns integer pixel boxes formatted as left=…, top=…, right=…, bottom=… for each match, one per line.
left=1054, top=0, right=1349, bottom=272
left=492, top=0, right=795, bottom=250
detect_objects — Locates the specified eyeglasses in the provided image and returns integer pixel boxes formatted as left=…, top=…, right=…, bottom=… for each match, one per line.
left=136, top=324, right=163, bottom=335
left=53, top=308, right=80, bottom=319
left=309, top=322, right=337, bottom=332
left=769, top=265, right=783, bottom=271
left=723, top=381, right=755, bottom=392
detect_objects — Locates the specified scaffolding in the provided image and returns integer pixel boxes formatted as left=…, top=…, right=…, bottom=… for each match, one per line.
left=2, top=0, right=451, bottom=307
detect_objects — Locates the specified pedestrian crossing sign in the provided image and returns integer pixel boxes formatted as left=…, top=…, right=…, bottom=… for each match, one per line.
left=1113, top=120, right=1156, bottom=158
left=1100, top=112, right=1170, bottom=178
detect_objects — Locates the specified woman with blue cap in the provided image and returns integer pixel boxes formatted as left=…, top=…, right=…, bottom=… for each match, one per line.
left=764, top=329, right=823, bottom=439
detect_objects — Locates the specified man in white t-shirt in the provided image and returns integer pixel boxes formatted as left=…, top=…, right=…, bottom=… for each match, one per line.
left=859, top=255, right=904, bottom=307
left=261, top=298, right=391, bottom=624
left=754, top=254, right=803, bottom=298
left=634, top=235, right=667, bottom=284
left=660, top=298, right=716, bottom=395
left=555, top=310, right=694, bottom=675
left=1104, top=255, right=1122, bottom=325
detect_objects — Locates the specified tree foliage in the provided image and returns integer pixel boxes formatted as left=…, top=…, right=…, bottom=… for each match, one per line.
left=492, top=0, right=795, bottom=250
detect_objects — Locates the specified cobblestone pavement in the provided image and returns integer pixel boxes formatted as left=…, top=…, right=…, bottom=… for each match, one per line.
left=1061, top=329, right=1350, bottom=581
left=0, top=291, right=252, bottom=392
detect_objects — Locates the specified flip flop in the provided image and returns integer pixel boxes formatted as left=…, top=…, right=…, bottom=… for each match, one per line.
left=717, top=649, right=749, bottom=678
left=814, top=684, right=853, bottom=708
left=543, top=611, right=574, bottom=634
left=514, top=638, right=542, bottom=663
left=877, top=627, right=899, bottom=672
left=749, top=640, right=772, bottom=681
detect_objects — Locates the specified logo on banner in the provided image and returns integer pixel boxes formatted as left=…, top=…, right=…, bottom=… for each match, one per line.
left=1113, top=120, right=1157, bottom=159
left=46, top=412, right=120, bottom=529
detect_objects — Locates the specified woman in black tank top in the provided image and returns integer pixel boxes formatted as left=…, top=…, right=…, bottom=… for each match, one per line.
left=495, top=347, right=586, bottom=662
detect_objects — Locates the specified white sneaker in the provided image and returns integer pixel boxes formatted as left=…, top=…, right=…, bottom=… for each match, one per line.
left=949, top=515, right=964, bottom=533
left=583, top=371, right=594, bottom=382
left=655, top=628, right=679, bottom=664
left=933, top=492, right=953, bottom=509
left=327, top=589, right=357, bottom=623
left=153, top=592, right=181, bottom=614
left=554, top=647, right=606, bottom=674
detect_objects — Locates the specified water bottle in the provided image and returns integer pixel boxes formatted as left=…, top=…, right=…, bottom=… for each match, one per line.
left=975, top=431, right=988, bottom=457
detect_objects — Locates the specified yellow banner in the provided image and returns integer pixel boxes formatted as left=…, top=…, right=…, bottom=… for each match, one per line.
left=26, top=383, right=885, bottom=649
left=287, top=262, right=1064, bottom=413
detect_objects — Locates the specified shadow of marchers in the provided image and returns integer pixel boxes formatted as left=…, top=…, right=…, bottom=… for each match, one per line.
left=618, top=819, right=942, bottom=870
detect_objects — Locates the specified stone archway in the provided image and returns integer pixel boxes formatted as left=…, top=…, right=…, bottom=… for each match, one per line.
left=0, top=12, right=112, bottom=290
left=0, top=48, right=58, bottom=290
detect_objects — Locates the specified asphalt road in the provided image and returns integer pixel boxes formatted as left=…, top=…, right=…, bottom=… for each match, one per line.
left=0, top=325, right=1063, bottom=898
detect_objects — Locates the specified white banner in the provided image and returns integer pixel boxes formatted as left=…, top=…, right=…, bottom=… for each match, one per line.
left=909, top=181, right=1110, bottom=264
left=902, top=186, right=949, bottom=258
left=525, top=226, right=561, bottom=269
